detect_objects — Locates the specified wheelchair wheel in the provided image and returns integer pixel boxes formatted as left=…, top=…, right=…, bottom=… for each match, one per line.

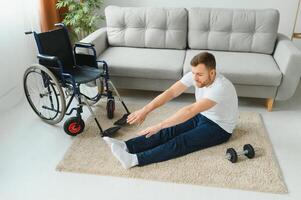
left=106, top=98, right=115, bottom=119
left=23, top=64, right=66, bottom=124
left=63, top=117, right=85, bottom=136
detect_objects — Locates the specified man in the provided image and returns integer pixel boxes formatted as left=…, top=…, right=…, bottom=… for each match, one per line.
left=103, top=52, right=238, bottom=169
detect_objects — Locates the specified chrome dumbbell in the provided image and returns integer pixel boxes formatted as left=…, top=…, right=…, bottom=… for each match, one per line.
left=225, top=144, right=255, bottom=163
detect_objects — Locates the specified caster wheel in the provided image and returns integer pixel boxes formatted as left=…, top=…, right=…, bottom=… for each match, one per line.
left=106, top=98, right=115, bottom=119
left=64, top=117, right=85, bottom=136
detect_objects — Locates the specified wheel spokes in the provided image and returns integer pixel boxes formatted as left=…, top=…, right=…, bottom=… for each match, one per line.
left=23, top=65, right=66, bottom=124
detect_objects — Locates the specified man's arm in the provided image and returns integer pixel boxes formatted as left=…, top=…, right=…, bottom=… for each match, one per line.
left=127, top=81, right=188, bottom=124
left=143, top=81, right=188, bottom=114
left=160, top=98, right=216, bottom=129
left=139, top=98, right=216, bottom=137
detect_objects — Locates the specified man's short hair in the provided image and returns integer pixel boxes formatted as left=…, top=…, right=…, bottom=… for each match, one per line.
left=190, top=52, right=216, bottom=70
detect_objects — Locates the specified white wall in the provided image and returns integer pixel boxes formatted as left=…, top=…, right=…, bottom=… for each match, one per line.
left=0, top=0, right=40, bottom=112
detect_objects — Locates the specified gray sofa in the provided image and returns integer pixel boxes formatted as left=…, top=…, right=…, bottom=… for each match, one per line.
left=81, top=6, right=301, bottom=111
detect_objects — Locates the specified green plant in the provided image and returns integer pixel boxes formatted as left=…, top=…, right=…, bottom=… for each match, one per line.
left=56, top=0, right=104, bottom=42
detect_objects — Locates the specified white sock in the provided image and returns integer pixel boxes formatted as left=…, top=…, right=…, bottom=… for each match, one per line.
left=103, top=137, right=129, bottom=152
left=111, top=143, right=138, bottom=169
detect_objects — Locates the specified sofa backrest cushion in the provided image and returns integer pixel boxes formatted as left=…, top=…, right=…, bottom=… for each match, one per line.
left=188, top=8, right=279, bottom=54
left=105, top=6, right=187, bottom=49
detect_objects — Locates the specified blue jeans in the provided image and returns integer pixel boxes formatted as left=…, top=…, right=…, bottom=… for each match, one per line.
left=125, top=114, right=231, bottom=166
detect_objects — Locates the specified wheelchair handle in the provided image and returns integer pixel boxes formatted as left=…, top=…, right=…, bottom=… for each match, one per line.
left=25, top=31, right=33, bottom=35
left=54, top=23, right=65, bottom=28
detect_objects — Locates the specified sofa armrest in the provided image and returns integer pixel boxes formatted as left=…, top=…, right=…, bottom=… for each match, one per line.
left=79, top=27, right=108, bottom=57
left=273, top=33, right=301, bottom=101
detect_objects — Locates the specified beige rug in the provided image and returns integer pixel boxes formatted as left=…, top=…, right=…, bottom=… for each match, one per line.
left=56, top=100, right=287, bottom=193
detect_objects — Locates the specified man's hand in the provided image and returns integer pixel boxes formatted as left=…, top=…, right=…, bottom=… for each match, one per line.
left=127, top=107, right=148, bottom=125
left=126, top=81, right=187, bottom=125
left=138, top=123, right=163, bottom=138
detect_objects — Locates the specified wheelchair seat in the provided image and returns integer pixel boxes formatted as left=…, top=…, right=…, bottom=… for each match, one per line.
left=64, top=65, right=103, bottom=84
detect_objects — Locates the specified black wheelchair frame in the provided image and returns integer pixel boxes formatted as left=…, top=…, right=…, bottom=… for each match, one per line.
left=24, top=23, right=130, bottom=137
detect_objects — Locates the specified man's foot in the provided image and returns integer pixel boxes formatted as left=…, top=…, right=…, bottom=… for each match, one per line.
left=111, top=143, right=138, bottom=169
left=103, top=137, right=129, bottom=152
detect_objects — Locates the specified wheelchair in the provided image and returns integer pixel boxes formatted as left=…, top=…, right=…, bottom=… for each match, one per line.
left=23, top=23, right=130, bottom=137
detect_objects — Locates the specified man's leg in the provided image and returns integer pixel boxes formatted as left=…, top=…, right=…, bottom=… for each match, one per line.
left=125, top=114, right=203, bottom=154
left=137, top=120, right=231, bottom=166
left=102, top=113, right=200, bottom=152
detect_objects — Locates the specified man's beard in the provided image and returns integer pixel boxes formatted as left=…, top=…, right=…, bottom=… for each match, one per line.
left=195, top=77, right=211, bottom=88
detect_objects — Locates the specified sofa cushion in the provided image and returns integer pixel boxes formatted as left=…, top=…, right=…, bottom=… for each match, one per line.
left=183, top=50, right=282, bottom=86
left=105, top=6, right=187, bottom=49
left=98, top=47, right=185, bottom=80
left=188, top=8, right=279, bottom=54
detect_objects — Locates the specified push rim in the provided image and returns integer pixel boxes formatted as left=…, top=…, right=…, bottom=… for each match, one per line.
left=23, top=64, right=66, bottom=124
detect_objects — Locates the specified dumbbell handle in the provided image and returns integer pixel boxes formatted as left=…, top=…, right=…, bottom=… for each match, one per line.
left=236, top=150, right=249, bottom=156
left=225, top=149, right=256, bottom=159
left=225, top=149, right=250, bottom=159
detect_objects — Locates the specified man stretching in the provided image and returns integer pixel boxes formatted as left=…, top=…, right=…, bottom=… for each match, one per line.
left=103, top=52, right=238, bottom=169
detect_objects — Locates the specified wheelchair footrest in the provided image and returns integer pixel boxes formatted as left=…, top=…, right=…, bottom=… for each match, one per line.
left=113, top=113, right=129, bottom=126
left=102, top=126, right=122, bottom=137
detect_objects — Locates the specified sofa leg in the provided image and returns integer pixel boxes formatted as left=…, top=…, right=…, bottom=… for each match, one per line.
left=266, top=98, right=274, bottom=112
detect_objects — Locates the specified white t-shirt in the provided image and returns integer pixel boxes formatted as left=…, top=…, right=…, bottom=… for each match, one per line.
left=180, top=72, right=238, bottom=133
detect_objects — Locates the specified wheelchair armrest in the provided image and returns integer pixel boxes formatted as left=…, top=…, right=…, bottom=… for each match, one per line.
left=37, top=54, right=64, bottom=75
left=74, top=43, right=97, bottom=66
left=74, top=42, right=96, bottom=56
left=75, top=42, right=95, bottom=48
left=37, top=54, right=59, bottom=62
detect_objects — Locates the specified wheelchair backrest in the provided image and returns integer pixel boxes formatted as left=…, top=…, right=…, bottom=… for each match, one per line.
left=34, top=28, right=75, bottom=71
